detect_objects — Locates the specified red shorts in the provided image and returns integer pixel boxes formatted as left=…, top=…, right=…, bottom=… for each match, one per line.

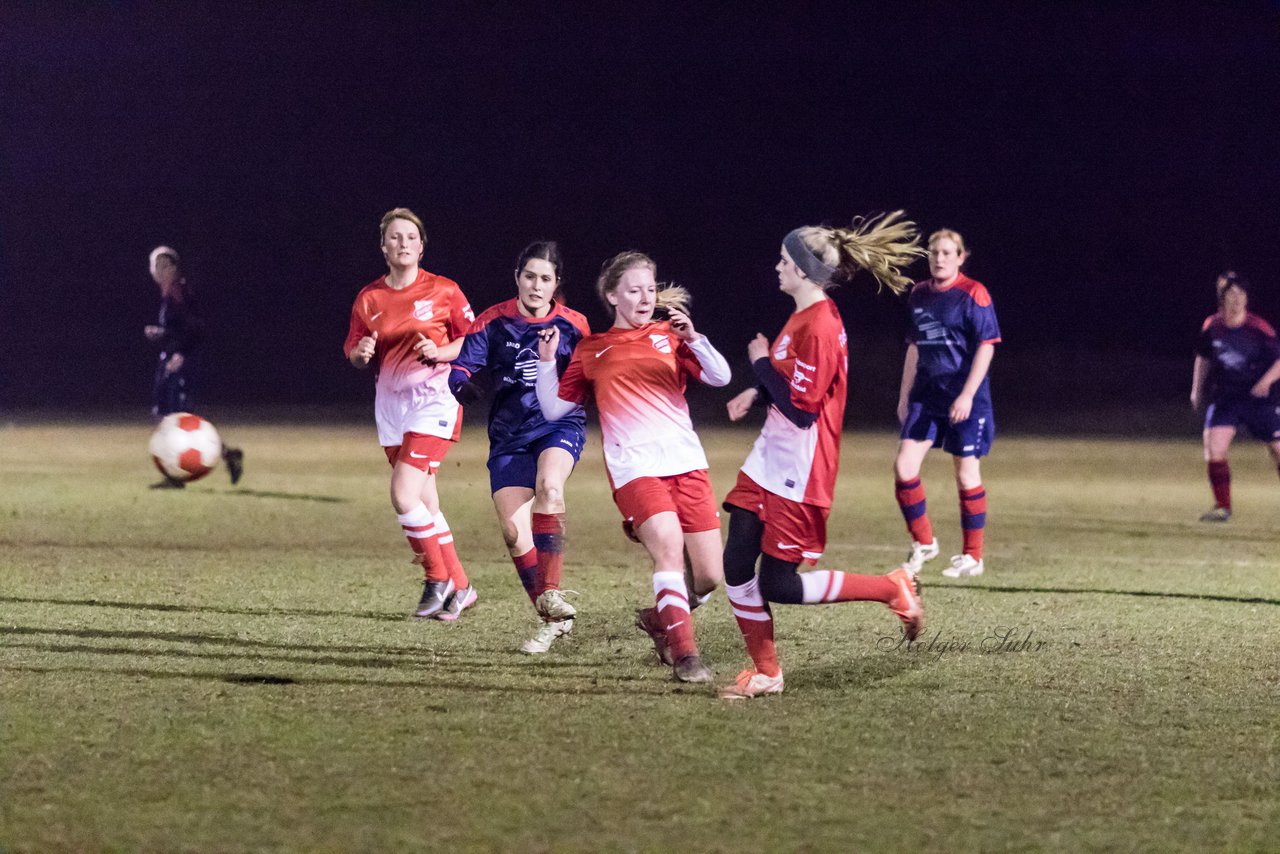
left=384, top=432, right=454, bottom=472
left=723, top=470, right=829, bottom=566
left=612, top=469, right=721, bottom=534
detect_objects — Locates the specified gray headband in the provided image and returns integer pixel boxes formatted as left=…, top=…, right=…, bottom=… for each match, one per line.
left=783, top=229, right=836, bottom=284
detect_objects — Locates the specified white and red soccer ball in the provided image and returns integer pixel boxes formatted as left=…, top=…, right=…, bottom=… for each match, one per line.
left=149, top=413, right=222, bottom=482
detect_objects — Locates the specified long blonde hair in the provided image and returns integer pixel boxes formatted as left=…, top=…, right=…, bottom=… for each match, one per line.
left=793, top=210, right=923, bottom=294
left=595, top=251, right=691, bottom=318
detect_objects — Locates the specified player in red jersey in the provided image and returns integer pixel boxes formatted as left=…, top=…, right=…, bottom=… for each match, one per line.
left=718, top=213, right=926, bottom=700
left=535, top=251, right=732, bottom=683
left=893, top=229, right=1001, bottom=580
left=1189, top=271, right=1280, bottom=521
left=344, top=208, right=478, bottom=621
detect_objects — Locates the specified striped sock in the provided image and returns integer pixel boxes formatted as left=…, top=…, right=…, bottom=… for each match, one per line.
left=725, top=577, right=779, bottom=677
left=511, top=548, right=538, bottom=604
left=1208, top=461, right=1231, bottom=510
left=895, top=477, right=934, bottom=546
left=959, top=484, right=986, bottom=560
left=653, top=570, right=697, bottom=661
left=531, top=511, right=566, bottom=595
left=433, top=512, right=469, bottom=588
left=397, top=503, right=447, bottom=582
left=798, top=570, right=896, bottom=604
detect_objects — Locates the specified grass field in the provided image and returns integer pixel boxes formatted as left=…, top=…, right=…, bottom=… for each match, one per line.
left=2, top=418, right=1278, bottom=852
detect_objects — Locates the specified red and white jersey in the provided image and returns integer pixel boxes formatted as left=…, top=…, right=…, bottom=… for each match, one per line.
left=741, top=298, right=847, bottom=508
left=556, top=321, right=709, bottom=489
left=343, top=269, right=474, bottom=441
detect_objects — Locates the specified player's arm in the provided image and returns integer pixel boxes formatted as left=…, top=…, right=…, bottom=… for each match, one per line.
left=448, top=323, right=491, bottom=405
left=897, top=344, right=918, bottom=425
left=1250, top=357, right=1280, bottom=399
left=344, top=305, right=377, bottom=369
left=1190, top=355, right=1209, bottom=409
left=949, top=342, right=995, bottom=424
left=535, top=327, right=582, bottom=421
left=669, top=309, right=731, bottom=387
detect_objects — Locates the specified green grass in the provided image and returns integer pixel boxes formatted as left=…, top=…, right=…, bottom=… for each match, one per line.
left=2, top=419, right=1278, bottom=852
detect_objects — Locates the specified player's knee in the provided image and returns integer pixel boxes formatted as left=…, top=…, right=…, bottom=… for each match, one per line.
left=758, top=561, right=802, bottom=605
left=534, top=479, right=564, bottom=509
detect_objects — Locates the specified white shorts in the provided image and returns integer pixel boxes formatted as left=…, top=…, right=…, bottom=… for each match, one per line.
left=374, top=380, right=461, bottom=447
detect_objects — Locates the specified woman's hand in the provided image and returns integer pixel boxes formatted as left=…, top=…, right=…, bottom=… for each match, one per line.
left=412, top=332, right=439, bottom=364
left=164, top=353, right=185, bottom=375
left=537, top=326, right=560, bottom=361
left=949, top=392, right=974, bottom=424
left=350, top=331, right=378, bottom=367
left=1250, top=379, right=1272, bottom=398
left=668, top=308, right=697, bottom=341
left=747, top=333, right=770, bottom=363
left=144, top=325, right=164, bottom=342
left=726, top=388, right=759, bottom=421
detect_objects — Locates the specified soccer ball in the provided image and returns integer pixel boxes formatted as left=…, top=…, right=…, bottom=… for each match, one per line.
left=149, top=412, right=222, bottom=482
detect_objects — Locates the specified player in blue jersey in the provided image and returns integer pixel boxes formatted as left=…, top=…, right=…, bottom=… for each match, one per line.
left=893, top=229, right=1001, bottom=579
left=449, top=241, right=591, bottom=652
left=1189, top=271, right=1280, bottom=522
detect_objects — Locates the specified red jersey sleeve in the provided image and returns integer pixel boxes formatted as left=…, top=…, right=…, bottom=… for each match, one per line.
left=788, top=322, right=839, bottom=414
left=557, top=349, right=590, bottom=404
left=674, top=336, right=702, bottom=383
left=447, top=283, right=475, bottom=340
left=343, top=294, right=372, bottom=360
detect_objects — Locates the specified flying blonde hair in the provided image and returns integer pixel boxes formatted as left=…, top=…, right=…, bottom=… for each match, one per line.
left=790, top=210, right=924, bottom=294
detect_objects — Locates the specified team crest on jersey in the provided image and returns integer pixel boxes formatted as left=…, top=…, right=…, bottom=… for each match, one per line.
left=649, top=333, right=672, bottom=354
left=413, top=299, right=434, bottom=321
left=773, top=334, right=791, bottom=361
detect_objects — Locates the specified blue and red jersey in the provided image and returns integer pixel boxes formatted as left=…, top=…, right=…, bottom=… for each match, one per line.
left=1197, top=313, right=1280, bottom=401
left=906, top=273, right=1002, bottom=411
left=451, top=298, right=591, bottom=457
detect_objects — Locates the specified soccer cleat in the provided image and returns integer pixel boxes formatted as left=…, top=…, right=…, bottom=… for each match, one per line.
left=535, top=588, right=578, bottom=621
left=413, top=579, right=454, bottom=619
left=519, top=618, right=574, bottom=654
left=673, top=654, right=714, bottom=683
left=902, top=538, right=939, bottom=576
left=720, top=668, right=785, bottom=700
left=435, top=584, right=478, bottom=622
left=942, top=554, right=984, bottom=579
left=1199, top=506, right=1231, bottom=523
left=886, top=567, right=924, bottom=641
left=635, top=607, right=674, bottom=666
left=223, top=446, right=244, bottom=485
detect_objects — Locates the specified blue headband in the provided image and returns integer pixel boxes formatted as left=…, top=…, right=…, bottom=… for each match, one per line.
left=783, top=230, right=836, bottom=284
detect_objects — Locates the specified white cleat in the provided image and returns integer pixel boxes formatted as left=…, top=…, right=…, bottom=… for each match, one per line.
left=720, top=668, right=785, bottom=700
left=535, top=588, right=578, bottom=621
left=942, top=554, right=984, bottom=578
left=519, top=618, right=574, bottom=654
left=901, top=538, right=940, bottom=577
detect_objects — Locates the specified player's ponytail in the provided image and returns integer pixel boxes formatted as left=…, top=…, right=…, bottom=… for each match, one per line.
left=788, top=211, right=924, bottom=295
left=653, top=284, right=691, bottom=319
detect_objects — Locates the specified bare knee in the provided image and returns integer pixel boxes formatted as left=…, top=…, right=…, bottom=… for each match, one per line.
left=534, top=479, right=565, bottom=512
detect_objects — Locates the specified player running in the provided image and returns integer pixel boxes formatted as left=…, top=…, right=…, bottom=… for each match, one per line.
left=449, top=241, right=592, bottom=653
left=893, top=229, right=1001, bottom=579
left=719, top=213, right=926, bottom=701
left=344, top=208, right=478, bottom=621
left=1189, top=271, right=1280, bottom=521
left=535, top=251, right=731, bottom=683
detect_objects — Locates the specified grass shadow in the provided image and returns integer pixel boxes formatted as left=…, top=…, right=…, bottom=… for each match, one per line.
left=0, top=594, right=401, bottom=622
left=939, top=584, right=1280, bottom=607
left=225, top=489, right=349, bottom=503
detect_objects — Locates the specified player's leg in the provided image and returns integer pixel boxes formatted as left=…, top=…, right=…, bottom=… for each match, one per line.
left=756, top=552, right=923, bottom=641
left=635, top=507, right=711, bottom=683
left=718, top=502, right=784, bottom=698
left=492, top=485, right=537, bottom=603
left=1202, top=425, right=1236, bottom=521
left=390, top=455, right=452, bottom=617
left=894, top=430, right=939, bottom=574
left=944, top=454, right=986, bottom=577
left=531, top=446, right=578, bottom=620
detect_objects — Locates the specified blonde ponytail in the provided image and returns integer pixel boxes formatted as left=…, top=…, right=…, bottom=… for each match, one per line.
left=795, top=210, right=924, bottom=295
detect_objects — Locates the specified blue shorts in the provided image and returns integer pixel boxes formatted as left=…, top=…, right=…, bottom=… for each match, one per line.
left=487, top=427, right=585, bottom=493
left=1205, top=397, right=1280, bottom=442
left=901, top=402, right=995, bottom=458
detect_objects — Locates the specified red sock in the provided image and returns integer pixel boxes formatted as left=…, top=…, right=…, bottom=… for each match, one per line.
left=512, top=548, right=538, bottom=604
left=397, top=505, right=447, bottom=582
left=959, top=484, right=986, bottom=560
left=726, top=578, right=780, bottom=676
left=531, top=511, right=566, bottom=595
left=433, top=512, right=469, bottom=588
left=1208, top=461, right=1231, bottom=510
left=799, top=569, right=896, bottom=603
left=895, top=478, right=934, bottom=545
left=653, top=570, right=697, bottom=661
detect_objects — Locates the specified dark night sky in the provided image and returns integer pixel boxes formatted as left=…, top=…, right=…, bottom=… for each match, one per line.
left=2, top=2, right=1278, bottom=415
